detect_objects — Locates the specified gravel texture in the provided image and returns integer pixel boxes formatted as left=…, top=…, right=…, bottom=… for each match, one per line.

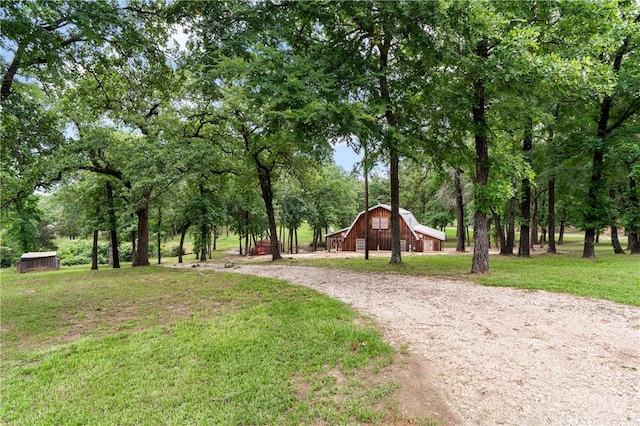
left=174, top=259, right=640, bottom=425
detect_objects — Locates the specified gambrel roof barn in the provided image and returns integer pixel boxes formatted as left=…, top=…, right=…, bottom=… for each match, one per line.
left=326, top=204, right=446, bottom=252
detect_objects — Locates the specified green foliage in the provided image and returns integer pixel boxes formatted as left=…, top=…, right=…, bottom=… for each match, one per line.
left=55, top=239, right=138, bottom=266
left=56, top=239, right=109, bottom=266
left=0, top=246, right=17, bottom=268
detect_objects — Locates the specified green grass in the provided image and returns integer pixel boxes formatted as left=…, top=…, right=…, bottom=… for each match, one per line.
left=282, top=243, right=640, bottom=306
left=0, top=266, right=431, bottom=425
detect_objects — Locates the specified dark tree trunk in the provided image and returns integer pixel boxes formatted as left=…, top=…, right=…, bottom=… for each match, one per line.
left=629, top=233, right=639, bottom=254
left=627, top=176, right=640, bottom=253
left=530, top=190, right=538, bottom=248
left=546, top=105, right=559, bottom=254
left=364, top=147, right=370, bottom=260
left=238, top=235, right=243, bottom=256
left=91, top=229, right=99, bottom=270
left=518, top=120, right=533, bottom=258
left=505, top=194, right=516, bottom=254
left=611, top=224, right=625, bottom=254
left=378, top=39, right=402, bottom=265
left=131, top=233, right=137, bottom=264
left=455, top=169, right=466, bottom=252
left=559, top=218, right=565, bottom=245
left=157, top=207, right=162, bottom=265
left=1, top=43, right=23, bottom=100
left=178, top=223, right=189, bottom=263
left=105, top=181, right=120, bottom=268
left=389, top=149, right=402, bottom=264
left=583, top=32, right=630, bottom=258
left=295, top=228, right=298, bottom=254
left=199, top=222, right=208, bottom=262
left=133, top=203, right=150, bottom=266
left=547, top=176, right=556, bottom=253
left=471, top=40, right=490, bottom=274
left=256, top=166, right=281, bottom=261
left=492, top=209, right=508, bottom=255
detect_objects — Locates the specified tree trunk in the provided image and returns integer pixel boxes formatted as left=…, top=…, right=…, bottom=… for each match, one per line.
left=133, top=203, right=150, bottom=266
left=1, top=42, right=23, bottom=100
left=584, top=229, right=596, bottom=258
left=582, top=33, right=630, bottom=258
left=389, top=149, right=402, bottom=264
left=376, top=35, right=402, bottom=265
left=364, top=146, right=370, bottom=260
left=518, top=120, right=533, bottom=258
left=105, top=181, right=120, bottom=268
left=559, top=218, right=565, bottom=245
left=629, top=233, right=639, bottom=254
left=256, top=166, right=282, bottom=261
left=471, top=40, right=490, bottom=274
left=530, top=189, right=538, bottom=248
left=627, top=175, right=640, bottom=253
left=199, top=222, right=208, bottom=262
left=492, top=209, right=508, bottom=255
left=295, top=227, right=298, bottom=253
left=157, top=206, right=162, bottom=265
left=505, top=194, right=516, bottom=254
left=611, top=224, right=625, bottom=254
left=178, top=223, right=189, bottom=263
left=455, top=169, right=466, bottom=252
left=91, top=229, right=99, bottom=270
left=547, top=176, right=556, bottom=253
left=131, top=227, right=137, bottom=265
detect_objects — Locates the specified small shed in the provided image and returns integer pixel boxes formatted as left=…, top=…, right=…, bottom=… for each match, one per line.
left=17, top=252, right=60, bottom=273
left=326, top=204, right=446, bottom=252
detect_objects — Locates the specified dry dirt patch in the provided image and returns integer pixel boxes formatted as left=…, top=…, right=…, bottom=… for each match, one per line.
left=170, top=260, right=640, bottom=425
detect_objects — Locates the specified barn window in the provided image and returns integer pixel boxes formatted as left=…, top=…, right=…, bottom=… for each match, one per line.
left=356, top=238, right=365, bottom=250
left=400, top=240, right=406, bottom=251
left=371, top=217, right=389, bottom=229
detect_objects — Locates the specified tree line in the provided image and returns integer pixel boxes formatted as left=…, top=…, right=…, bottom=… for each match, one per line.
left=2, top=0, right=638, bottom=272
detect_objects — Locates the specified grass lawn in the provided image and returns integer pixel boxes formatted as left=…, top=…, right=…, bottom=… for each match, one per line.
left=283, top=242, right=640, bottom=307
left=0, top=266, right=433, bottom=425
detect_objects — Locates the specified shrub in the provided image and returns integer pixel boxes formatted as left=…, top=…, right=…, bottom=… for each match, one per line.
left=0, top=246, right=17, bottom=268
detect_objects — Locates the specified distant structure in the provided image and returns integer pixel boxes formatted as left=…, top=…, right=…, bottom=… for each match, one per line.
left=326, top=204, right=446, bottom=252
left=17, top=252, right=60, bottom=273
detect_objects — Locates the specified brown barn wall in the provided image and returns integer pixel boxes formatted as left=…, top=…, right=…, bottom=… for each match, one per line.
left=343, top=206, right=428, bottom=252
left=17, top=256, right=59, bottom=273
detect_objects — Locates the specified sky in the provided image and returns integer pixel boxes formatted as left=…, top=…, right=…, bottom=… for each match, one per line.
left=332, top=142, right=362, bottom=174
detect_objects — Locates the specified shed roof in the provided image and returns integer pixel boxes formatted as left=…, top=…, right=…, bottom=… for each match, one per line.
left=20, top=252, right=58, bottom=260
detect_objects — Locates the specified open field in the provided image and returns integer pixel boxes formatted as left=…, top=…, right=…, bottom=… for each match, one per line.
left=1, top=266, right=436, bottom=425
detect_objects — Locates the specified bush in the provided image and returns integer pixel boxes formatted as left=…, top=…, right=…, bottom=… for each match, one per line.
left=162, top=245, right=183, bottom=257
left=0, top=246, right=17, bottom=268
left=57, top=239, right=110, bottom=266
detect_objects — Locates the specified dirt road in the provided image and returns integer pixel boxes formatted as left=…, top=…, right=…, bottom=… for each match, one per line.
left=176, top=261, right=640, bottom=425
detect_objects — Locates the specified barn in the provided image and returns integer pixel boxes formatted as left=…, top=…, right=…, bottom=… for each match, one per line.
left=17, top=252, right=60, bottom=273
left=326, top=204, right=446, bottom=252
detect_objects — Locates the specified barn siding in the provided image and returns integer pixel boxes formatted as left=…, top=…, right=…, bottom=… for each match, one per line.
left=343, top=206, right=424, bottom=252
left=17, top=255, right=60, bottom=273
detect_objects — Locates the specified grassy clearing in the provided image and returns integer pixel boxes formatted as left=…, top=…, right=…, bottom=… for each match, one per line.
left=0, top=266, right=432, bottom=425
left=283, top=243, right=640, bottom=307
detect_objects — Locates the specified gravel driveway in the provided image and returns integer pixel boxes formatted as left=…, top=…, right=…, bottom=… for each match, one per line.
left=178, top=261, right=640, bottom=425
